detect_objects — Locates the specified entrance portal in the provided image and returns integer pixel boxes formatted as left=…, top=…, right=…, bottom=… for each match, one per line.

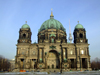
left=70, top=59, right=74, bottom=68
left=82, top=58, right=87, bottom=68
left=20, top=59, right=24, bottom=69
left=52, top=64, right=54, bottom=69
left=47, top=50, right=60, bottom=69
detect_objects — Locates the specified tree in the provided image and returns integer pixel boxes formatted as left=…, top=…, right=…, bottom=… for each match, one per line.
left=91, top=57, right=100, bottom=70
left=0, top=55, right=11, bottom=71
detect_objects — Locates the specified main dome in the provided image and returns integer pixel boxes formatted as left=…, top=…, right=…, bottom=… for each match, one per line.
left=38, top=12, right=66, bottom=32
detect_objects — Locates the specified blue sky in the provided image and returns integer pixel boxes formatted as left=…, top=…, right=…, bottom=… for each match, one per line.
left=0, top=0, right=100, bottom=60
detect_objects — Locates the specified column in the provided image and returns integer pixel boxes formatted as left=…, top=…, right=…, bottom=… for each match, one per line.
left=39, top=48, right=42, bottom=62
left=87, top=58, right=89, bottom=69
left=48, top=34, right=50, bottom=40
left=43, top=49, right=44, bottom=62
left=63, top=48, right=66, bottom=61
left=30, top=59, right=32, bottom=68
left=77, top=56, right=80, bottom=70
left=74, top=59, right=75, bottom=68
left=87, top=47, right=89, bottom=55
left=59, top=55, right=61, bottom=68
left=80, top=58, right=82, bottom=69
left=33, top=61, right=34, bottom=69
left=77, top=33, right=79, bottom=37
left=46, top=55, right=47, bottom=69
left=17, top=49, right=19, bottom=55
left=86, top=49, right=87, bottom=55
left=58, top=34, right=59, bottom=39
left=45, top=33, right=48, bottom=40
left=66, top=48, right=68, bottom=58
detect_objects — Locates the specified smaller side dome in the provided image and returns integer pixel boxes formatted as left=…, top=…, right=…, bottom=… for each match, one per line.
left=21, top=24, right=30, bottom=29
left=75, top=21, right=84, bottom=29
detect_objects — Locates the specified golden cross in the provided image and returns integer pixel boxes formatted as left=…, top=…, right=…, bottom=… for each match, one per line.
left=78, top=21, right=79, bottom=24
left=25, top=21, right=27, bottom=24
left=50, top=8, right=53, bottom=16
left=51, top=8, right=53, bottom=11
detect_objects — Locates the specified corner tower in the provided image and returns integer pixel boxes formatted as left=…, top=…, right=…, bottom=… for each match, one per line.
left=15, top=22, right=32, bottom=69
left=73, top=21, right=88, bottom=43
left=18, top=21, right=32, bottom=43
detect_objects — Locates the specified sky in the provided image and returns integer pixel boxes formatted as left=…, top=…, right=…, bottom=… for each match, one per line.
left=0, top=0, right=100, bottom=61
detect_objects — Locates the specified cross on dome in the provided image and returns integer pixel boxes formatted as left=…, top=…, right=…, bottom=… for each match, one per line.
left=78, top=21, right=79, bottom=24
left=25, top=21, right=27, bottom=24
left=50, top=8, right=54, bottom=17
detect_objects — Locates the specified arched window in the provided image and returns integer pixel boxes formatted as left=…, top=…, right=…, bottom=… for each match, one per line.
left=81, top=50, right=84, bottom=54
left=70, top=51, right=73, bottom=55
left=23, top=33, right=26, bottom=38
left=79, top=33, right=83, bottom=38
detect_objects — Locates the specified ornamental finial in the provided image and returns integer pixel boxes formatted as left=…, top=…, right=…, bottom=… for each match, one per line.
left=25, top=21, right=27, bottom=24
left=78, top=21, right=79, bottom=24
left=51, top=8, right=53, bottom=16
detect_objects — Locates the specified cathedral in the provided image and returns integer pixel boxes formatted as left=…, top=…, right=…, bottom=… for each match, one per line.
left=15, top=11, right=91, bottom=72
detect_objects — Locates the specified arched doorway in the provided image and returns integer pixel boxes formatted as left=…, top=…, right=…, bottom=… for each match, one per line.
left=20, top=59, right=24, bottom=69
left=47, top=50, right=60, bottom=69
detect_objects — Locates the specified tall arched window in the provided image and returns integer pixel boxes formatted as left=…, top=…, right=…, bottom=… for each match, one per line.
left=70, top=51, right=73, bottom=55
left=23, top=33, right=26, bottom=38
left=81, top=50, right=84, bottom=54
left=79, top=33, right=83, bottom=38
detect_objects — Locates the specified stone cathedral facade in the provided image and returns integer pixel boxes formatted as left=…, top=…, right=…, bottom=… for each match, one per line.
left=15, top=12, right=91, bottom=72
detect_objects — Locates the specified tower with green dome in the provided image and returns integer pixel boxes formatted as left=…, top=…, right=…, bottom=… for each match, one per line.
left=17, top=21, right=32, bottom=43
left=15, top=10, right=91, bottom=72
left=73, top=21, right=88, bottom=43
left=21, top=22, right=30, bottom=29
left=75, top=21, right=84, bottom=29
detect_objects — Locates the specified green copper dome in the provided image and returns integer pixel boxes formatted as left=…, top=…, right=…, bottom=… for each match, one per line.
left=39, top=12, right=66, bottom=32
left=75, top=23, right=84, bottom=29
left=21, top=24, right=30, bottom=29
